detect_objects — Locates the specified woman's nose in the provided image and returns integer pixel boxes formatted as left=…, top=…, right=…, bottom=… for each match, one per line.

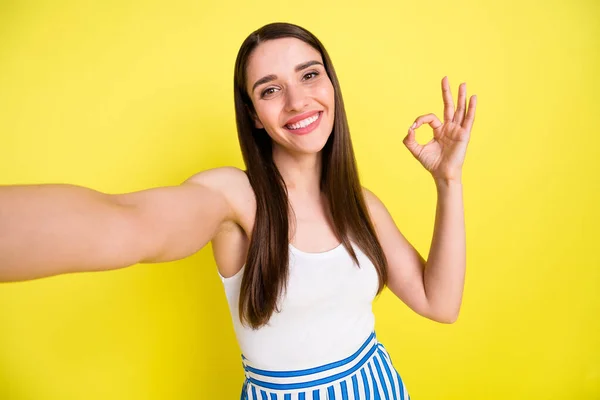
left=284, top=84, right=309, bottom=112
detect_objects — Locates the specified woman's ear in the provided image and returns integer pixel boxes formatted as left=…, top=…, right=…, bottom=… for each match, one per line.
left=246, top=104, right=264, bottom=129
left=253, top=115, right=264, bottom=129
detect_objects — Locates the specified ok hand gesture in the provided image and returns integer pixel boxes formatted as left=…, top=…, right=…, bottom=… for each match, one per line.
left=403, top=76, right=477, bottom=183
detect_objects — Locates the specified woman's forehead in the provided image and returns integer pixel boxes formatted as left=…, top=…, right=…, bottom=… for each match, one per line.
left=246, top=38, right=323, bottom=82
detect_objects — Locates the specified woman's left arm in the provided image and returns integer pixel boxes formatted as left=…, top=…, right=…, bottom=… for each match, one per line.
left=365, top=76, right=477, bottom=324
left=423, top=178, right=465, bottom=323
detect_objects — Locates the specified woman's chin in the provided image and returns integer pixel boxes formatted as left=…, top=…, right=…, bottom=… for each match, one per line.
left=292, top=137, right=331, bottom=155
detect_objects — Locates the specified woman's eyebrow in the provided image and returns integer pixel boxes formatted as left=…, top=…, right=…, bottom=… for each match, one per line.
left=251, top=60, right=324, bottom=93
left=294, top=60, right=323, bottom=72
left=252, top=74, right=277, bottom=93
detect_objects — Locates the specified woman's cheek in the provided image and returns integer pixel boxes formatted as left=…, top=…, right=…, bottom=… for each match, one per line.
left=257, top=106, right=278, bottom=130
left=318, top=82, right=335, bottom=104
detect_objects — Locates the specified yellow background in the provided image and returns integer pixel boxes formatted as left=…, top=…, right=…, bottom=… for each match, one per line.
left=0, top=0, right=598, bottom=398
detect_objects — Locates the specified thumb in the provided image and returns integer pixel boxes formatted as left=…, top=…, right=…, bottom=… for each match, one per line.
left=403, top=126, right=422, bottom=158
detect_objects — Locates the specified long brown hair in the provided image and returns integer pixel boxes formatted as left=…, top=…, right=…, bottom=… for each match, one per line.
left=233, top=22, right=388, bottom=329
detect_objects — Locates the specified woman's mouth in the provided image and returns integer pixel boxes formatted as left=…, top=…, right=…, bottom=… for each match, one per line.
left=284, top=111, right=323, bottom=135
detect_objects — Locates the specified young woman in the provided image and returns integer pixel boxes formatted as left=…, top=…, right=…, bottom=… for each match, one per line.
left=0, top=23, right=476, bottom=399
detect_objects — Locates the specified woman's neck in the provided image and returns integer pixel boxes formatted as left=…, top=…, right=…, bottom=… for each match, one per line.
left=273, top=147, right=322, bottom=197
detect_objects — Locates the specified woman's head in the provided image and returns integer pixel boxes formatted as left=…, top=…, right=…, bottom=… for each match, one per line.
left=245, top=37, right=334, bottom=156
left=234, top=22, right=348, bottom=163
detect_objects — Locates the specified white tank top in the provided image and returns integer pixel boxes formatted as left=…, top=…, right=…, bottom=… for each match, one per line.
left=218, top=241, right=379, bottom=370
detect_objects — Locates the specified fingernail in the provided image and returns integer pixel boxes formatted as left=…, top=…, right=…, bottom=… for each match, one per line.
left=411, top=122, right=417, bottom=129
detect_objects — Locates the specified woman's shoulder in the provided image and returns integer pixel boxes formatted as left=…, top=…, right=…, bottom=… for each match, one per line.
left=361, top=186, right=380, bottom=212
left=184, top=166, right=256, bottom=226
left=360, top=186, right=390, bottom=225
left=185, top=166, right=248, bottom=187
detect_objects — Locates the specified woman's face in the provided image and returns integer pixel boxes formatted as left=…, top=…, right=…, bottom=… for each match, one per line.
left=245, top=38, right=335, bottom=155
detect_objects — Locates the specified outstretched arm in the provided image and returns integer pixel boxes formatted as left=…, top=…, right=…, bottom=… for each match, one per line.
left=0, top=167, right=242, bottom=283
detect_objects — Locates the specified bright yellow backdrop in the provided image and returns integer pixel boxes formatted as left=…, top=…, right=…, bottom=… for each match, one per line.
left=0, top=0, right=598, bottom=399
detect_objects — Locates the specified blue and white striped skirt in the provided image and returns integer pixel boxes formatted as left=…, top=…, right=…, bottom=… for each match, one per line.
left=240, top=332, right=410, bottom=400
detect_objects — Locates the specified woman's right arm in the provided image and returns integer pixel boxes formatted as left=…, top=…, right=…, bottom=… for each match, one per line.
left=0, top=167, right=239, bottom=283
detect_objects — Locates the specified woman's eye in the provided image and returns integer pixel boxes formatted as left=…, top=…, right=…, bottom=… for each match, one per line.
left=261, top=87, right=277, bottom=97
left=303, top=72, right=319, bottom=80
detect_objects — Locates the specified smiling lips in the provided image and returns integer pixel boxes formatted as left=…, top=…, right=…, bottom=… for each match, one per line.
left=284, top=111, right=323, bottom=135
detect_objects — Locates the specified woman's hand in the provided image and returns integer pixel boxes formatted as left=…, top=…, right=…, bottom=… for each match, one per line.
left=403, top=76, right=477, bottom=183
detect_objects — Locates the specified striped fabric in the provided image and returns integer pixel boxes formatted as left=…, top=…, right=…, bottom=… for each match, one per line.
left=240, top=332, right=410, bottom=400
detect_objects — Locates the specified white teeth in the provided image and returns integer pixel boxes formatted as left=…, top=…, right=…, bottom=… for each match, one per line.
left=286, top=112, right=320, bottom=130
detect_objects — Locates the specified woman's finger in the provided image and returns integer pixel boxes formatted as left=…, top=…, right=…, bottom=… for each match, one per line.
left=453, top=83, right=467, bottom=125
left=413, top=113, right=443, bottom=132
left=442, top=76, right=454, bottom=123
left=403, top=126, right=423, bottom=159
left=462, top=95, right=477, bottom=132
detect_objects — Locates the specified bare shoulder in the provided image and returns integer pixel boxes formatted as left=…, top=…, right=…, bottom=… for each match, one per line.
left=186, top=167, right=256, bottom=277
left=185, top=166, right=256, bottom=230
left=361, top=186, right=387, bottom=220
left=184, top=166, right=246, bottom=186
